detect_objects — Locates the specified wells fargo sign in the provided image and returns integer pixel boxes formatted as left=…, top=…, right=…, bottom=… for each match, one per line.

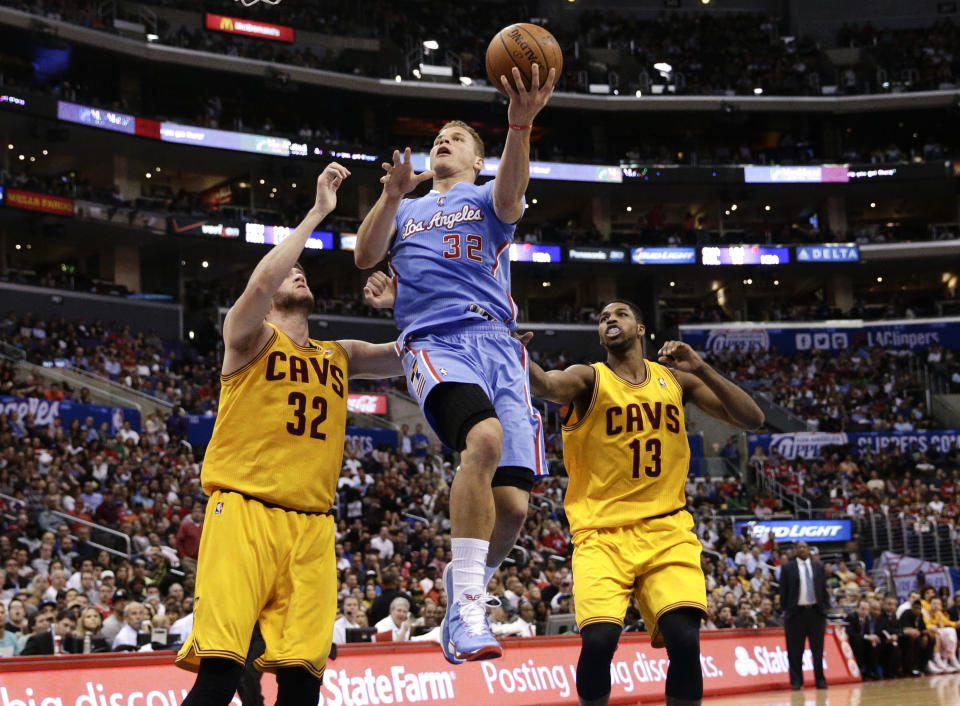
left=5, top=189, right=74, bottom=216
left=204, top=13, right=294, bottom=42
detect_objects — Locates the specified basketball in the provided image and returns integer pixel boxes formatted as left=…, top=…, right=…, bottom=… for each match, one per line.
left=486, top=23, right=563, bottom=94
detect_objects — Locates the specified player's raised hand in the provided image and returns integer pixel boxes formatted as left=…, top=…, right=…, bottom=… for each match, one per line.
left=313, top=162, right=350, bottom=216
left=381, top=147, right=435, bottom=198
left=501, top=63, right=557, bottom=127
left=363, top=271, right=396, bottom=310
left=657, top=341, right=705, bottom=374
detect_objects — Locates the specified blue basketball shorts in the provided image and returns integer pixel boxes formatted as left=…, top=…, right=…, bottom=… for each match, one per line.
left=399, top=321, right=547, bottom=478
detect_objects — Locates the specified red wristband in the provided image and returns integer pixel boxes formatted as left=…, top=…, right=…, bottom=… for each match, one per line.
left=509, top=123, right=532, bottom=131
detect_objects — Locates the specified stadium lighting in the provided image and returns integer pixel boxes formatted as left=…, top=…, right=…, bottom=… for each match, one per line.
left=626, top=206, right=633, bottom=212
left=202, top=261, right=209, bottom=269
left=259, top=179, right=265, bottom=185
left=6, top=144, right=12, bottom=150
left=42, top=149, right=48, bottom=156
left=155, top=166, right=161, bottom=172
left=669, top=281, right=676, bottom=287
left=17, top=154, right=24, bottom=160
left=730, top=204, right=738, bottom=211
left=701, top=0, right=711, bottom=4
left=459, top=76, right=473, bottom=86
left=146, top=33, right=159, bottom=42
left=29, top=156, right=35, bottom=162
left=774, top=280, right=780, bottom=286
left=145, top=172, right=151, bottom=179
left=635, top=90, right=642, bottom=97
left=542, top=281, right=551, bottom=287
left=423, top=40, right=439, bottom=50
left=654, top=62, right=672, bottom=74
left=764, top=205, right=772, bottom=211
left=413, top=68, right=422, bottom=79
left=531, top=198, right=538, bottom=204
left=292, top=183, right=297, bottom=188
left=753, top=87, right=763, bottom=95
left=877, top=276, right=883, bottom=282
left=870, top=202, right=876, bottom=208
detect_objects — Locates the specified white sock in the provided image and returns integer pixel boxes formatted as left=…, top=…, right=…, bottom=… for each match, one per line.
left=451, top=537, right=489, bottom=604
left=483, top=563, right=498, bottom=590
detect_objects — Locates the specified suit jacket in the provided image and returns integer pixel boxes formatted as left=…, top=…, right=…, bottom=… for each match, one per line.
left=779, top=558, right=830, bottom=618
left=876, top=612, right=902, bottom=643
left=846, top=612, right=879, bottom=638
left=20, top=631, right=57, bottom=655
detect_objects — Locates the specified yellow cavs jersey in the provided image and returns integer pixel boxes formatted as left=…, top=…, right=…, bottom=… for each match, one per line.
left=201, top=323, right=348, bottom=512
left=562, top=360, right=689, bottom=534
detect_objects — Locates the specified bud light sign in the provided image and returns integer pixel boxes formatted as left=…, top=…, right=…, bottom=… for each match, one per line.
left=735, top=519, right=852, bottom=543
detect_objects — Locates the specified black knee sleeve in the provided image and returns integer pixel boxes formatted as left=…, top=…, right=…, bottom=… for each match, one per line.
left=576, top=622, right=622, bottom=701
left=276, top=666, right=321, bottom=706
left=181, top=658, right=245, bottom=706
left=425, top=383, right=497, bottom=451
left=659, top=608, right=703, bottom=702
left=492, top=465, right=535, bottom=491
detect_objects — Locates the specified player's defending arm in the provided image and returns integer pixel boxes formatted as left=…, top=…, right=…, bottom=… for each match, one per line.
left=493, top=64, right=556, bottom=223
left=528, top=358, right=595, bottom=406
left=338, top=340, right=403, bottom=380
left=354, top=148, right=434, bottom=269
left=657, top=340, right=765, bottom=430
left=223, top=163, right=349, bottom=355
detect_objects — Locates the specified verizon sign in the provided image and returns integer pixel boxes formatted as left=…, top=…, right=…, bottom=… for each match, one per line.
left=205, top=14, right=294, bottom=42
left=0, top=628, right=859, bottom=704
left=347, top=394, right=388, bottom=415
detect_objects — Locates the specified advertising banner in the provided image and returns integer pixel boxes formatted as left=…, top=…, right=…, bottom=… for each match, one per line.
left=744, top=165, right=848, bottom=184
left=159, top=122, right=291, bottom=156
left=0, top=628, right=859, bottom=705
left=347, top=394, right=388, bottom=415
left=244, top=224, right=334, bottom=250
left=5, top=189, right=73, bottom=216
left=795, top=244, right=859, bottom=263
left=679, top=316, right=960, bottom=354
left=567, top=246, right=627, bottom=263
left=410, top=153, right=622, bottom=183
left=630, top=247, right=697, bottom=265
left=510, top=243, right=561, bottom=263
left=205, top=13, right=295, bottom=42
left=166, top=217, right=241, bottom=239
left=735, top=519, right=852, bottom=543
left=875, top=552, right=954, bottom=602
left=0, top=397, right=139, bottom=435
left=701, top=246, right=790, bottom=266
left=746, top=429, right=960, bottom=460
left=57, top=101, right=136, bottom=135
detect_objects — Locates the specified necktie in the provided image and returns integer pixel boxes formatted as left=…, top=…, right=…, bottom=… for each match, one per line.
left=802, top=562, right=814, bottom=604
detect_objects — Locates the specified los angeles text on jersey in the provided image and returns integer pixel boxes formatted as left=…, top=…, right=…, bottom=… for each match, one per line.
left=401, top=204, right=484, bottom=239
left=263, top=350, right=345, bottom=398
left=605, top=401, right=682, bottom=435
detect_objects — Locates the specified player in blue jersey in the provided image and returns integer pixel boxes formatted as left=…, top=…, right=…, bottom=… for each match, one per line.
left=355, top=63, right=556, bottom=662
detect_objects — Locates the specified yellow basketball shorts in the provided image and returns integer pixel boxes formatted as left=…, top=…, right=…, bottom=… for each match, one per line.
left=176, top=489, right=337, bottom=679
left=572, top=510, right=707, bottom=648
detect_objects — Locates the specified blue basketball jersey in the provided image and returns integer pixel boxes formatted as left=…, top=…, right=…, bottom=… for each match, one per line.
left=389, top=180, right=521, bottom=345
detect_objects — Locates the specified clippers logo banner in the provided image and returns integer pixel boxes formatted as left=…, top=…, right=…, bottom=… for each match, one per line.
left=205, top=14, right=295, bottom=42
left=0, top=628, right=858, bottom=705
left=5, top=189, right=73, bottom=216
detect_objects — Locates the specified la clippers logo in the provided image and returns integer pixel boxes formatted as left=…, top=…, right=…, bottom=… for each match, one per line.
left=401, top=205, right=484, bottom=240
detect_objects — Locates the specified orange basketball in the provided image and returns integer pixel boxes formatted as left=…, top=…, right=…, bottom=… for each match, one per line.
left=486, top=23, right=563, bottom=94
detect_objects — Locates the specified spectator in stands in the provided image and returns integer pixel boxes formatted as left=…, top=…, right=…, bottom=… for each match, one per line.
left=923, top=595, right=960, bottom=671
left=176, top=505, right=204, bottom=574
left=0, top=603, right=19, bottom=656
left=367, top=569, right=413, bottom=625
left=373, top=597, right=412, bottom=641
left=74, top=606, right=109, bottom=652
left=111, top=601, right=147, bottom=650
left=21, top=608, right=76, bottom=655
left=332, top=596, right=363, bottom=644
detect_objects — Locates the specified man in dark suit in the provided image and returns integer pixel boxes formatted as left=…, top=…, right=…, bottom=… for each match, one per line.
left=875, top=597, right=904, bottom=678
left=846, top=600, right=880, bottom=679
left=20, top=609, right=77, bottom=655
left=779, top=541, right=830, bottom=690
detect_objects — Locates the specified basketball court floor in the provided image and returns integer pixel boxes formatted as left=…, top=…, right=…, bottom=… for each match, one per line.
left=695, top=673, right=960, bottom=705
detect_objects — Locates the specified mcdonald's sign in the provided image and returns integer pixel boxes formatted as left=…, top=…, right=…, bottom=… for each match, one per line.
left=205, top=13, right=294, bottom=42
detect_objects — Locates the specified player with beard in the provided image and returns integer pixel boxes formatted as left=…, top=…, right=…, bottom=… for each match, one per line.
left=527, top=300, right=764, bottom=706
left=177, top=164, right=403, bottom=706
left=355, top=63, right=556, bottom=662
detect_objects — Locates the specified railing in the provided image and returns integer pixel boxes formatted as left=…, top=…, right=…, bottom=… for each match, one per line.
left=0, top=493, right=131, bottom=559
left=851, top=513, right=958, bottom=567
left=753, top=467, right=814, bottom=518
left=751, top=392, right=809, bottom=432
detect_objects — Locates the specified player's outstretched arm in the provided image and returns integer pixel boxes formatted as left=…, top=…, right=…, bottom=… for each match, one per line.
left=657, top=340, right=765, bottom=430
left=493, top=63, right=556, bottom=224
left=528, top=358, right=595, bottom=406
left=338, top=340, right=403, bottom=379
left=223, top=164, right=349, bottom=354
left=355, top=148, right=434, bottom=269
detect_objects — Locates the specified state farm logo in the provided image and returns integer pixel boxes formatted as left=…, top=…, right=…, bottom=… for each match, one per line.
left=732, top=645, right=826, bottom=676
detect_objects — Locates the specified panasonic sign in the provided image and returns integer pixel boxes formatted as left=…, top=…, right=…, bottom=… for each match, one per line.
left=734, top=519, right=852, bottom=543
